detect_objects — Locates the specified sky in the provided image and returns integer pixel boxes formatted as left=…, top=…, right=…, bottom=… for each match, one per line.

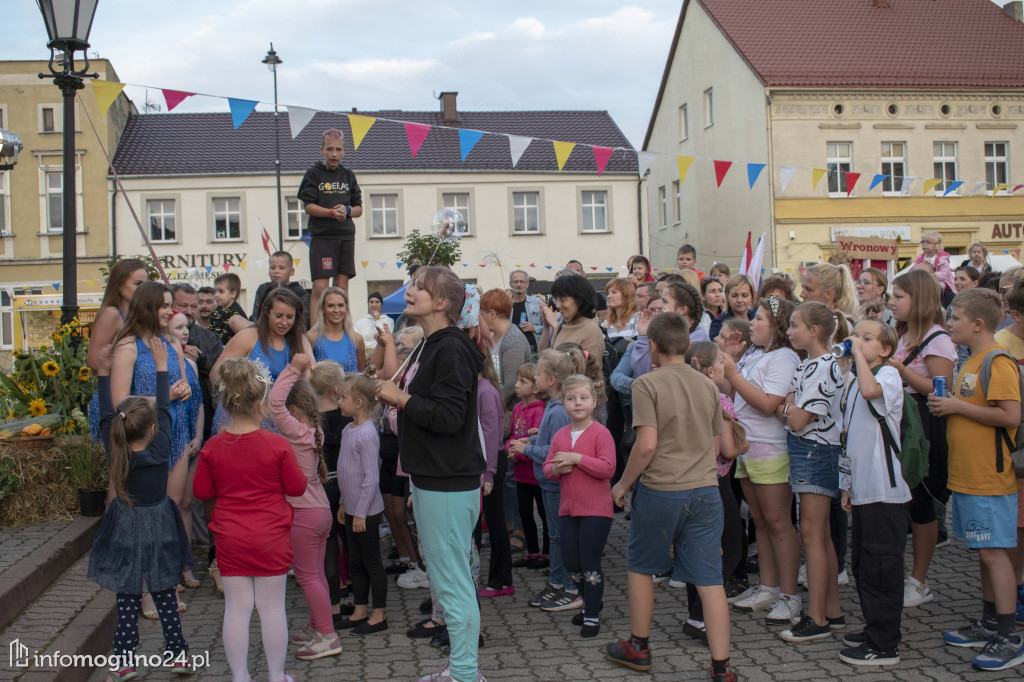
left=5, top=1, right=685, bottom=147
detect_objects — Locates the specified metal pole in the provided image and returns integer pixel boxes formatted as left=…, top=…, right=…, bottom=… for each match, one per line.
left=56, top=54, right=84, bottom=328
left=273, top=64, right=283, bottom=250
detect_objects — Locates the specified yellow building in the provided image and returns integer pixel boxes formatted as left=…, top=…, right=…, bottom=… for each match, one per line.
left=0, top=59, right=135, bottom=351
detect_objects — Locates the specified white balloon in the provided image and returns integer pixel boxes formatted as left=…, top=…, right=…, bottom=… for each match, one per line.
left=431, top=209, right=467, bottom=242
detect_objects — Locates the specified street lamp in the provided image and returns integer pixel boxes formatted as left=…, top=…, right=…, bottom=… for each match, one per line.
left=36, top=0, right=100, bottom=329
left=262, top=43, right=283, bottom=251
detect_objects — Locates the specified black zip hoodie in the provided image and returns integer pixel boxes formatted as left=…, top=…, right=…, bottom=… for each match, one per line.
left=397, top=326, right=485, bottom=492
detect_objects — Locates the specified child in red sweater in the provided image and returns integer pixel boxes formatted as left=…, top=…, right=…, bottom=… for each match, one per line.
left=542, top=374, right=616, bottom=638
left=507, top=363, right=549, bottom=569
left=193, top=359, right=307, bottom=682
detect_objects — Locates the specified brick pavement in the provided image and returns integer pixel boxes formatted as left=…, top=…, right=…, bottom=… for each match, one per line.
left=76, top=512, right=1004, bottom=682
left=0, top=521, right=72, bottom=575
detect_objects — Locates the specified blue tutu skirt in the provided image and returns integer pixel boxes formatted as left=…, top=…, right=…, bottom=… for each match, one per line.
left=87, top=496, right=192, bottom=594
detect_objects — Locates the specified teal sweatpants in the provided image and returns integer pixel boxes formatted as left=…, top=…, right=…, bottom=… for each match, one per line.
left=413, top=484, right=481, bottom=681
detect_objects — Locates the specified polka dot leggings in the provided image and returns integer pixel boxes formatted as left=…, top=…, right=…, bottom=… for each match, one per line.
left=113, top=590, right=187, bottom=658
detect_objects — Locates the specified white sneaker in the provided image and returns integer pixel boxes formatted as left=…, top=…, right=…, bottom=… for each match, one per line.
left=667, top=579, right=686, bottom=589
left=766, top=594, right=802, bottom=625
left=798, top=563, right=807, bottom=587
left=733, top=584, right=777, bottom=612
left=903, top=576, right=933, bottom=607
left=397, top=566, right=430, bottom=589
left=837, top=569, right=849, bottom=586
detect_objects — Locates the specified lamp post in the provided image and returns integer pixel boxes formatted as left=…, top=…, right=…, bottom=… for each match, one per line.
left=262, top=43, right=283, bottom=251
left=36, top=0, right=100, bottom=329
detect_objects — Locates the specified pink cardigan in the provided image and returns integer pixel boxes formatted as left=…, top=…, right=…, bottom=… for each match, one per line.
left=542, top=422, right=616, bottom=518
left=270, top=363, right=329, bottom=509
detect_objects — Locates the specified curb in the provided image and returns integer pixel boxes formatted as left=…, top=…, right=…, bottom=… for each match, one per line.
left=18, top=590, right=116, bottom=682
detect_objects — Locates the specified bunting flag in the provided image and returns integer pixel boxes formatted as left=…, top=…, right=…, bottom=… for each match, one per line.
left=53, top=282, right=60, bottom=292
left=677, top=156, right=696, bottom=183
left=592, top=146, right=613, bottom=176
left=205, top=266, right=213, bottom=274
left=348, top=114, right=376, bottom=150
left=746, top=163, right=766, bottom=189
left=1013, top=184, right=1024, bottom=193
left=507, top=135, right=532, bottom=168
left=636, top=151, right=658, bottom=178
left=161, top=89, right=194, bottom=111
left=779, top=166, right=798, bottom=193
left=713, top=160, right=732, bottom=188
left=844, top=172, right=860, bottom=196
left=738, top=231, right=753, bottom=274
left=868, top=174, right=887, bottom=191
left=287, top=106, right=317, bottom=139
left=238, top=261, right=247, bottom=271
left=900, top=176, right=916, bottom=195
left=993, top=183, right=1011, bottom=195
left=301, top=231, right=311, bottom=247
left=553, top=141, right=576, bottom=172
left=922, top=178, right=943, bottom=195
left=396, top=262, right=404, bottom=269
left=361, top=261, right=369, bottom=269
left=228, top=98, right=259, bottom=129
left=223, top=264, right=230, bottom=272
left=86, top=279, right=95, bottom=288
left=458, top=129, right=484, bottom=162
left=294, top=258, right=302, bottom=267
left=404, top=122, right=431, bottom=158
left=259, top=219, right=272, bottom=256
left=943, top=180, right=964, bottom=197
left=92, top=81, right=126, bottom=116
left=811, top=168, right=829, bottom=190
left=969, top=181, right=988, bottom=196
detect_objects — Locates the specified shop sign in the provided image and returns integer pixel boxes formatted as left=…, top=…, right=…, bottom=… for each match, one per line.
left=830, top=226, right=912, bottom=241
left=836, top=236, right=898, bottom=260
left=14, top=293, right=104, bottom=310
left=156, top=253, right=248, bottom=269
left=991, top=223, right=1024, bottom=240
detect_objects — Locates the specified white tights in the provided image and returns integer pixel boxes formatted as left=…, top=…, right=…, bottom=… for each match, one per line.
left=221, top=574, right=288, bottom=682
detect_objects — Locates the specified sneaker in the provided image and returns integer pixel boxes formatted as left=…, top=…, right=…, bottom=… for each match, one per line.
left=943, top=619, right=997, bottom=648
left=725, top=577, right=749, bottom=602
left=289, top=623, right=316, bottom=645
left=668, top=579, right=686, bottom=589
left=417, top=663, right=486, bottom=682
left=733, top=584, right=776, bottom=612
left=903, top=576, right=933, bottom=607
left=839, top=642, right=900, bottom=666
left=972, top=633, right=1024, bottom=671
left=797, top=563, right=807, bottom=588
left=780, top=615, right=832, bottom=642
left=540, top=589, right=583, bottom=612
left=169, top=661, right=195, bottom=676
left=295, top=632, right=343, bottom=660
left=827, top=615, right=847, bottom=631
left=683, top=618, right=708, bottom=644
left=605, top=639, right=651, bottom=672
left=477, top=585, right=515, bottom=598
left=385, top=561, right=413, bottom=575
left=709, top=661, right=738, bottom=682
left=837, top=569, right=849, bottom=586
left=528, top=584, right=561, bottom=607
left=766, top=595, right=802, bottom=625
left=526, top=555, right=550, bottom=570
left=652, top=572, right=671, bottom=584
left=934, top=536, right=951, bottom=549
left=397, top=566, right=430, bottom=589
left=108, top=667, right=138, bottom=681
left=842, top=631, right=866, bottom=648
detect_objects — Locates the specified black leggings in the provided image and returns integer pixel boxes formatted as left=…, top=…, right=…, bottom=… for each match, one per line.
left=324, top=480, right=344, bottom=605
left=687, top=475, right=743, bottom=621
left=345, top=512, right=387, bottom=610
left=516, top=481, right=549, bottom=556
left=113, top=589, right=186, bottom=657
left=560, top=515, right=613, bottom=619
left=477, top=455, right=513, bottom=589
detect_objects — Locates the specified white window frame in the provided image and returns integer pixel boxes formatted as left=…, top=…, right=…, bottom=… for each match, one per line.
left=285, top=196, right=304, bottom=240
left=0, top=290, right=13, bottom=351
left=369, top=193, right=400, bottom=238
left=35, top=153, right=83, bottom=238
left=658, top=186, right=667, bottom=229
left=932, top=141, right=958, bottom=195
left=880, top=141, right=906, bottom=196
left=703, top=88, right=714, bottom=128
left=0, top=170, right=8, bottom=236
left=211, top=196, right=242, bottom=242
left=826, top=141, right=853, bottom=196
left=146, top=198, right=177, bottom=243
left=509, top=189, right=543, bottom=235
left=578, top=188, right=610, bottom=234
left=440, top=190, right=473, bottom=236
left=985, top=141, right=1010, bottom=194
left=44, top=171, right=64, bottom=233
left=679, top=104, right=688, bottom=141
left=672, top=180, right=681, bottom=224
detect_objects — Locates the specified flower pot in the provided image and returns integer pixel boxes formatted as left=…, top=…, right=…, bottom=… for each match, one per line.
left=77, top=487, right=106, bottom=517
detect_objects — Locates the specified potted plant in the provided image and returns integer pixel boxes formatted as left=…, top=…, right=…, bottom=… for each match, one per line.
left=62, top=434, right=108, bottom=516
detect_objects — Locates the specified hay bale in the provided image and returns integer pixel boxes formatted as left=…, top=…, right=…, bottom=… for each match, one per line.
left=0, top=441, right=79, bottom=527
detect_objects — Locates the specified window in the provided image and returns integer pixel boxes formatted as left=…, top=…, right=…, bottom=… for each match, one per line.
left=212, top=197, right=241, bottom=240
left=42, top=107, right=55, bottom=132
left=826, top=142, right=852, bottom=195
left=286, top=197, right=304, bottom=239
left=146, top=199, right=176, bottom=242
left=0, top=290, right=12, bottom=351
left=580, top=190, right=608, bottom=233
left=658, top=186, right=667, bottom=229
left=672, top=180, right=681, bottom=223
left=442, top=192, right=471, bottom=234
left=679, top=104, right=688, bottom=140
left=370, top=194, right=399, bottom=237
left=0, top=172, right=6, bottom=235
left=985, top=142, right=1009, bottom=189
left=512, top=191, right=541, bottom=234
left=45, top=172, right=62, bottom=232
left=703, top=89, right=714, bottom=128
left=933, top=141, right=958, bottom=193
left=880, top=142, right=906, bottom=194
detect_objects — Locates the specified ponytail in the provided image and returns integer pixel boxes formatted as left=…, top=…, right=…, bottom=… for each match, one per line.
left=108, top=396, right=158, bottom=507
left=314, top=426, right=328, bottom=484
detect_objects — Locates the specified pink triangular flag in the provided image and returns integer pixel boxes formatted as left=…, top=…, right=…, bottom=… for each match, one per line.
left=162, top=89, right=194, bottom=111
left=404, top=122, right=431, bottom=159
left=592, top=146, right=614, bottom=176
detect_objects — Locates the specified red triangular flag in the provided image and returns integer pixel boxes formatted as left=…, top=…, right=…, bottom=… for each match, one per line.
left=1013, top=184, right=1024, bottom=194
left=162, top=89, right=194, bottom=111
left=592, top=146, right=613, bottom=177
left=845, top=172, right=861, bottom=197
left=404, top=122, right=431, bottom=159
left=714, top=160, right=733, bottom=188
left=529, top=263, right=535, bottom=268
left=590, top=266, right=598, bottom=271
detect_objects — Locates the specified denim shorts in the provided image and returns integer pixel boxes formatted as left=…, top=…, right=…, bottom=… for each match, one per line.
left=952, top=491, right=1019, bottom=549
left=627, top=482, right=723, bottom=586
left=786, top=433, right=840, bottom=499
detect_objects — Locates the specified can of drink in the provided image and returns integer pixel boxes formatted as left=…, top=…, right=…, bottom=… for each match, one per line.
left=830, top=340, right=852, bottom=358
left=520, top=312, right=527, bottom=325
left=933, top=376, right=948, bottom=397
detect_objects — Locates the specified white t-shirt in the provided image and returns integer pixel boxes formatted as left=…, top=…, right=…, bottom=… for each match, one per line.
left=570, top=428, right=585, bottom=447
left=788, top=354, right=844, bottom=445
left=733, top=347, right=800, bottom=445
left=841, top=365, right=912, bottom=505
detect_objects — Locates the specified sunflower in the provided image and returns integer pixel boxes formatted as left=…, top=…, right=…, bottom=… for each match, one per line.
left=28, top=398, right=47, bottom=417
left=51, top=332, right=63, bottom=344
left=78, top=366, right=91, bottom=381
left=42, top=360, right=59, bottom=377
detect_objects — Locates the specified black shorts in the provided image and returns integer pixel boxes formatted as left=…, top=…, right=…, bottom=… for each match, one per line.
left=378, top=433, right=408, bottom=497
left=309, top=238, right=356, bottom=280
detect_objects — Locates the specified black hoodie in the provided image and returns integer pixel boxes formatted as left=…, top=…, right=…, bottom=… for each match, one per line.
left=397, top=326, right=485, bottom=492
left=297, top=162, right=362, bottom=239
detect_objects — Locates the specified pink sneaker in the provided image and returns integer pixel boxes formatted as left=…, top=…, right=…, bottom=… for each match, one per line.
left=477, top=585, right=515, bottom=598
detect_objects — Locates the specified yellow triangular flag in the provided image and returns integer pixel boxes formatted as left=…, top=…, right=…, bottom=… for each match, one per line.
left=348, top=114, right=376, bottom=151
left=922, top=178, right=943, bottom=195
left=361, top=261, right=369, bottom=269
left=238, top=261, right=247, bottom=271
left=993, top=184, right=1011, bottom=196
left=553, top=141, right=576, bottom=172
left=92, top=80, right=125, bottom=116
left=86, top=279, right=95, bottom=289
left=812, top=168, right=829, bottom=190
left=677, top=156, right=696, bottom=183
left=294, top=258, right=302, bottom=268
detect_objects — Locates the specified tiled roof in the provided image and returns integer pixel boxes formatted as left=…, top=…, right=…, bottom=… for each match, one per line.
left=112, top=110, right=637, bottom=176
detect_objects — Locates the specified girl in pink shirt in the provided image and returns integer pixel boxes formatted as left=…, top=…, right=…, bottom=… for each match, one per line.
left=507, top=363, right=549, bottom=568
left=542, top=374, right=615, bottom=638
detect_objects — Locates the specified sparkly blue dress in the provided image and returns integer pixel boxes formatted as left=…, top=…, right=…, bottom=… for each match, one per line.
left=313, top=332, right=358, bottom=372
left=211, top=338, right=290, bottom=435
left=184, top=359, right=202, bottom=458
left=130, top=338, right=189, bottom=469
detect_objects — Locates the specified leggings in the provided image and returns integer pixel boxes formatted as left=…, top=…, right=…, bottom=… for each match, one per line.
left=222, top=574, right=287, bottom=682
left=516, top=481, right=549, bottom=556
left=687, top=474, right=743, bottom=621
left=113, top=589, right=186, bottom=659
left=323, top=481, right=349, bottom=604
left=477, top=455, right=513, bottom=589
left=560, top=515, right=613, bottom=619
left=291, top=506, right=334, bottom=634
left=344, top=512, right=387, bottom=610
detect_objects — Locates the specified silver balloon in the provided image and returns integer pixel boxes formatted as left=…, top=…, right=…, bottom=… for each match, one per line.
left=431, top=209, right=467, bottom=242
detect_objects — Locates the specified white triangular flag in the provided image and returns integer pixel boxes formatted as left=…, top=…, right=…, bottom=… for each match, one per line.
left=779, top=166, right=798, bottom=193
left=969, top=181, right=988, bottom=196
left=507, top=135, right=532, bottom=168
left=287, top=106, right=317, bottom=139
left=636, top=151, right=658, bottom=178
left=900, top=176, right=917, bottom=195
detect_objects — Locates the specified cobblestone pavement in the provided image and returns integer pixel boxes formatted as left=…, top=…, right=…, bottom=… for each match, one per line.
left=0, top=520, right=71, bottom=575
left=73, top=511, right=1005, bottom=682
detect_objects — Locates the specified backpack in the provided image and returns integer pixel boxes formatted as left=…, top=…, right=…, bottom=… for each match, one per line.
left=977, top=349, right=1024, bottom=477
left=862, top=375, right=930, bottom=490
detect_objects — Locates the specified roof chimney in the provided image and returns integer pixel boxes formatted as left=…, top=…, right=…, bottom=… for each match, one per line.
left=873, top=0, right=888, bottom=8
left=440, top=91, right=458, bottom=125
left=1005, top=1, right=1023, bottom=22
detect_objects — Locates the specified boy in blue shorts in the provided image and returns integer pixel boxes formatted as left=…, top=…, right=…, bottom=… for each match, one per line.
left=928, top=287, right=1024, bottom=671
left=608, top=312, right=735, bottom=681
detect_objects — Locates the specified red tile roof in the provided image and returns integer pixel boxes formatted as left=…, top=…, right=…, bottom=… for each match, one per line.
left=112, top=110, right=637, bottom=176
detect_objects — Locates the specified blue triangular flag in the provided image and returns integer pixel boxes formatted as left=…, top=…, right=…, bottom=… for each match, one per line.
left=746, top=163, right=766, bottom=189
left=205, top=266, right=213, bottom=274
left=606, top=267, right=614, bottom=272
left=458, top=130, right=484, bottom=162
left=301, top=231, right=312, bottom=247
left=396, top=262, right=403, bottom=269
left=869, top=174, right=888, bottom=191
left=544, top=265, right=552, bottom=270
left=943, top=180, right=964, bottom=197
left=228, top=98, right=259, bottom=129
left=53, top=282, right=60, bottom=292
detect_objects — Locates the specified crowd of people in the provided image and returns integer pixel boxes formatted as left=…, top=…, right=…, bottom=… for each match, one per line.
left=79, top=220, right=1024, bottom=682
